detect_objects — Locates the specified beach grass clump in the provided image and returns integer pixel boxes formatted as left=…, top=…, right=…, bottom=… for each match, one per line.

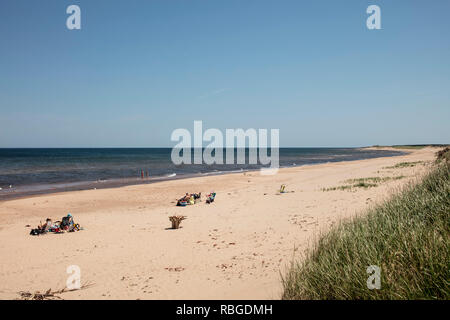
left=352, top=181, right=377, bottom=189
left=436, top=147, right=450, bottom=163
left=344, top=176, right=405, bottom=184
left=322, top=182, right=377, bottom=192
left=283, top=154, right=450, bottom=299
left=384, top=161, right=424, bottom=169
left=321, top=185, right=353, bottom=192
left=322, top=176, right=405, bottom=192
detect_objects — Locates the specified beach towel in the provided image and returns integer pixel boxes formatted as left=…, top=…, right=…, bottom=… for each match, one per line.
left=177, top=201, right=188, bottom=207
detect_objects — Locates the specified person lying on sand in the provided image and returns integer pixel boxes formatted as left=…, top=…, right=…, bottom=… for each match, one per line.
left=30, top=218, right=53, bottom=235
left=176, top=192, right=201, bottom=206
left=176, top=193, right=190, bottom=206
left=40, top=218, right=53, bottom=232
left=30, top=214, right=81, bottom=235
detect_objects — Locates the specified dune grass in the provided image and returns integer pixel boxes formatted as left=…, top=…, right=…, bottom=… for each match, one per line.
left=384, top=161, right=425, bottom=169
left=436, top=147, right=450, bottom=163
left=283, top=152, right=450, bottom=300
left=345, top=176, right=405, bottom=184
left=321, top=182, right=379, bottom=192
left=322, top=176, right=405, bottom=192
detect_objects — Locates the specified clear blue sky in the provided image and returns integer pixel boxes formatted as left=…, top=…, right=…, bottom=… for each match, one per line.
left=0, top=0, right=449, bottom=147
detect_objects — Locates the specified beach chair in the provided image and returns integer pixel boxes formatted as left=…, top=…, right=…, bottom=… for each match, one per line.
left=206, top=192, right=216, bottom=204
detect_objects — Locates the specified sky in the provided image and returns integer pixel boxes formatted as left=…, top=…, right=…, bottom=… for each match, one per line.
left=0, top=0, right=449, bottom=147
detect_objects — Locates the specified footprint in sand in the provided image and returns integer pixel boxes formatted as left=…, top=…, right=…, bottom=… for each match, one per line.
left=165, top=267, right=185, bottom=272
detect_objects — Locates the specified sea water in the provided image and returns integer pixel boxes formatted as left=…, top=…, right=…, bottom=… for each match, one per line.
left=0, top=148, right=405, bottom=199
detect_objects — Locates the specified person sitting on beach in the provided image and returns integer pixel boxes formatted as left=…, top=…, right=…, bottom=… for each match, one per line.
left=30, top=218, right=53, bottom=235
left=192, top=192, right=201, bottom=200
left=39, top=218, right=53, bottom=232
left=191, top=192, right=201, bottom=203
left=177, top=192, right=203, bottom=206
left=61, top=214, right=74, bottom=231
left=182, top=193, right=190, bottom=201
left=206, top=192, right=216, bottom=204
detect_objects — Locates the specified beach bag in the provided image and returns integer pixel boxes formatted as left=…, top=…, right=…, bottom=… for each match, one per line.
left=61, top=216, right=73, bottom=228
left=61, top=216, right=70, bottom=227
left=30, top=228, right=44, bottom=236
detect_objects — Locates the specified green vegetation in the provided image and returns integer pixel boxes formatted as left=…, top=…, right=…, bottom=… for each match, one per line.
left=436, top=147, right=450, bottom=163
left=345, top=176, right=405, bottom=184
left=283, top=150, right=450, bottom=299
left=351, top=181, right=377, bottom=189
left=322, top=176, right=405, bottom=192
left=322, top=185, right=355, bottom=192
left=384, top=161, right=424, bottom=169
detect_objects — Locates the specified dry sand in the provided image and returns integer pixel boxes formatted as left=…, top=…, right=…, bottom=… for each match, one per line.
left=0, top=147, right=438, bottom=299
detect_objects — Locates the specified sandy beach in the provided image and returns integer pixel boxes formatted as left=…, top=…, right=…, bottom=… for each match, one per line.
left=0, top=147, right=438, bottom=300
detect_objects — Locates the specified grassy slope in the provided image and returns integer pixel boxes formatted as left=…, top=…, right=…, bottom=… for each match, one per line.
left=282, top=152, right=450, bottom=300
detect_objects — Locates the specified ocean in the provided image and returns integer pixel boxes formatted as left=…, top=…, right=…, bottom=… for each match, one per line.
left=0, top=148, right=405, bottom=199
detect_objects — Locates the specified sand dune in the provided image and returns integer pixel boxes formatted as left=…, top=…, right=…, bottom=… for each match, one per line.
left=0, top=147, right=437, bottom=299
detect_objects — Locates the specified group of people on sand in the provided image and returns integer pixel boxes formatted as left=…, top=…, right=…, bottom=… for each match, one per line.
left=30, top=213, right=81, bottom=236
left=177, top=192, right=201, bottom=206
left=176, top=191, right=216, bottom=206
